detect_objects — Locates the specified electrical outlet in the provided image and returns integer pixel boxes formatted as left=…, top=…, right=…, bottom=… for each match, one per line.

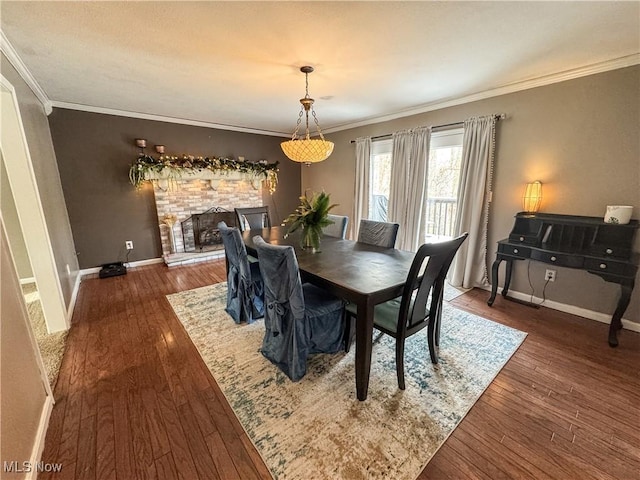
left=125, top=240, right=134, bottom=250
left=545, top=269, right=556, bottom=282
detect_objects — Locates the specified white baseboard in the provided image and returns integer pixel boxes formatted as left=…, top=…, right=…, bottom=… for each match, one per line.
left=481, top=285, right=640, bottom=333
left=66, top=273, right=81, bottom=325
left=19, top=276, right=36, bottom=285
left=129, top=257, right=165, bottom=268
left=79, top=257, right=164, bottom=277
left=26, top=394, right=54, bottom=480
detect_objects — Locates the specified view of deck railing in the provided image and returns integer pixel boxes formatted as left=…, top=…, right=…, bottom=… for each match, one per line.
left=425, top=197, right=457, bottom=238
left=369, top=195, right=458, bottom=239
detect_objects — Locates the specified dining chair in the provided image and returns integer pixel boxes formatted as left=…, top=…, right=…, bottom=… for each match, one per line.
left=235, top=206, right=271, bottom=232
left=344, top=233, right=468, bottom=390
left=357, top=219, right=400, bottom=248
left=218, top=222, right=264, bottom=323
left=323, top=214, right=349, bottom=239
left=253, top=235, right=345, bottom=381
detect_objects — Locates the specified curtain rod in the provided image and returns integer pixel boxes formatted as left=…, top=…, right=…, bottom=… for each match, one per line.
left=349, top=113, right=506, bottom=144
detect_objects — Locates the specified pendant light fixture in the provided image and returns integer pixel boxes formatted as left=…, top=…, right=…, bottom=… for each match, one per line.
left=281, top=66, right=334, bottom=166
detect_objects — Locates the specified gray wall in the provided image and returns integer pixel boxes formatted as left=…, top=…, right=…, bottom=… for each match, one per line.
left=48, top=109, right=302, bottom=269
left=1, top=53, right=79, bottom=307
left=305, top=66, right=640, bottom=324
left=1, top=220, right=48, bottom=476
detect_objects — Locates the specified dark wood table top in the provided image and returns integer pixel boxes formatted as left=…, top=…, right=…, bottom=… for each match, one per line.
left=242, top=226, right=416, bottom=299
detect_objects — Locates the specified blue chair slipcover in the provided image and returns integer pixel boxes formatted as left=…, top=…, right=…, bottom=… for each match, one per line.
left=218, top=222, right=264, bottom=323
left=253, top=235, right=345, bottom=381
left=323, top=214, right=349, bottom=239
left=357, top=219, right=399, bottom=248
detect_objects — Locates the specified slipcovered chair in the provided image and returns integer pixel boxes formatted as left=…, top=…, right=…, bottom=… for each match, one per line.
left=235, top=206, right=271, bottom=232
left=253, top=235, right=345, bottom=381
left=345, top=233, right=468, bottom=389
left=218, top=222, right=264, bottom=323
left=323, top=214, right=349, bottom=239
left=357, top=219, right=399, bottom=248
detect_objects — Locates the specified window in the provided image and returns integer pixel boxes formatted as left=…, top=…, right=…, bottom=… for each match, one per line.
left=369, top=139, right=392, bottom=221
left=368, top=128, right=463, bottom=239
left=426, top=128, right=463, bottom=237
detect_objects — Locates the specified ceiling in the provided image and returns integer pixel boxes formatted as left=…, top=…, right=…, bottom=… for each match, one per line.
left=1, top=1, right=638, bottom=137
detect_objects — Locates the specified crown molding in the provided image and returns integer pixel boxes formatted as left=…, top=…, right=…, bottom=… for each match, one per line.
left=322, top=54, right=640, bottom=134
left=0, top=30, right=53, bottom=115
left=50, top=101, right=290, bottom=138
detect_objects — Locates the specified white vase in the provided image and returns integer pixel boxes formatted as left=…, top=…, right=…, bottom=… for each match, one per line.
left=604, top=205, right=633, bottom=225
left=168, top=226, right=177, bottom=253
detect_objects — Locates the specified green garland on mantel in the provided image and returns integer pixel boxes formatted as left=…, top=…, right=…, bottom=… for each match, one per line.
left=129, top=154, right=279, bottom=192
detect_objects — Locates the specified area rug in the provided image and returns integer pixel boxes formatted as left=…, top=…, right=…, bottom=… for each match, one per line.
left=167, top=283, right=526, bottom=480
left=443, top=282, right=469, bottom=301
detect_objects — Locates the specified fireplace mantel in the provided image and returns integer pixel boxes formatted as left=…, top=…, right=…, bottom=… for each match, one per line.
left=144, top=169, right=262, bottom=190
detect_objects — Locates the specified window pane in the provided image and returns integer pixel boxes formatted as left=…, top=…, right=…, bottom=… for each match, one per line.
left=369, top=153, right=391, bottom=221
left=425, top=145, right=462, bottom=238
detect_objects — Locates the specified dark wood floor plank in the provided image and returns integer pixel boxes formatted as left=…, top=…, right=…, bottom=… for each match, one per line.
left=205, top=431, right=242, bottom=480
left=55, top=391, right=83, bottom=468
left=156, top=389, right=200, bottom=480
left=155, top=453, right=179, bottom=480
left=126, top=388, right=157, bottom=480
left=176, top=402, right=221, bottom=480
left=140, top=388, right=172, bottom=460
left=201, top=387, right=262, bottom=480
left=40, top=261, right=639, bottom=480
left=75, top=414, right=97, bottom=480
left=112, top=388, right=135, bottom=480
left=96, top=388, right=117, bottom=480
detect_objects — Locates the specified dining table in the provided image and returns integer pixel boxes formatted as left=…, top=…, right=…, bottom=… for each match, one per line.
left=242, top=226, right=417, bottom=401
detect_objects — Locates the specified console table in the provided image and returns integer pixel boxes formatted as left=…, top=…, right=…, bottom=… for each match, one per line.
left=488, top=212, right=638, bottom=347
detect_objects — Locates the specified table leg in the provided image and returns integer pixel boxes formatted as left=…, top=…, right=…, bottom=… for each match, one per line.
left=487, top=258, right=502, bottom=306
left=608, top=280, right=634, bottom=348
left=355, top=298, right=374, bottom=401
left=502, top=259, right=514, bottom=298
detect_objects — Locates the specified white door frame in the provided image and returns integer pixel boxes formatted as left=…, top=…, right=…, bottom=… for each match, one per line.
left=0, top=74, right=68, bottom=332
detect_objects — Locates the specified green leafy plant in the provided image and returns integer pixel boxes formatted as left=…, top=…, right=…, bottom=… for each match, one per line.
left=284, top=191, right=337, bottom=251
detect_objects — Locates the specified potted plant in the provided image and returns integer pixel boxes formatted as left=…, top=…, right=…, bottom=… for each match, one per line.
left=283, top=191, right=337, bottom=252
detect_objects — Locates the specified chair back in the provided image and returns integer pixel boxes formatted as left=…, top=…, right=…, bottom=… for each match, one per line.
left=397, top=233, right=468, bottom=337
left=218, top=222, right=263, bottom=323
left=253, top=236, right=309, bottom=380
left=323, top=214, right=349, bottom=239
left=235, top=206, right=271, bottom=232
left=357, top=219, right=399, bottom=248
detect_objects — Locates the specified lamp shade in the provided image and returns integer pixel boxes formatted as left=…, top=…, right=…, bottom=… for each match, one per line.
left=522, top=181, right=543, bottom=213
left=281, top=138, right=335, bottom=165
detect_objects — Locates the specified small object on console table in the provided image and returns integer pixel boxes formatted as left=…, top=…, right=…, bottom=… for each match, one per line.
left=487, top=212, right=638, bottom=347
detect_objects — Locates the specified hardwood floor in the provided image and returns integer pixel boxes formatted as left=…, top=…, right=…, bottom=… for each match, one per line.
left=40, top=260, right=640, bottom=479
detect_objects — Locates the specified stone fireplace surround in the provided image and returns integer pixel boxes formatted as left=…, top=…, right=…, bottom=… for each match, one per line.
left=151, top=176, right=263, bottom=266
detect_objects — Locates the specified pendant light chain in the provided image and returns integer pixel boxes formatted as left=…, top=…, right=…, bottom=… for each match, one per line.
left=280, top=65, right=335, bottom=165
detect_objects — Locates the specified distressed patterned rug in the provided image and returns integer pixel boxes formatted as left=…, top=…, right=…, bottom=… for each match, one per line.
left=167, top=283, right=526, bottom=480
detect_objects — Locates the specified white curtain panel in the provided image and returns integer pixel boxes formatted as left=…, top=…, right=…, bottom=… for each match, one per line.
left=352, top=137, right=371, bottom=240
left=388, top=127, right=430, bottom=251
left=450, top=115, right=497, bottom=288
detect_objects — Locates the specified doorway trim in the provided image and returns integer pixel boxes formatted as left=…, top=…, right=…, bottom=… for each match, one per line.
left=0, top=74, right=68, bottom=332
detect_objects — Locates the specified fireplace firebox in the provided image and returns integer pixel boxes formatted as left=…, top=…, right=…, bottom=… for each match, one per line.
left=181, top=207, right=237, bottom=252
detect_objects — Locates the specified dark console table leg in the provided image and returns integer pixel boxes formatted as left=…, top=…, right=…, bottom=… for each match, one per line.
left=488, top=258, right=503, bottom=306
left=502, top=259, right=514, bottom=298
left=608, top=280, right=634, bottom=348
